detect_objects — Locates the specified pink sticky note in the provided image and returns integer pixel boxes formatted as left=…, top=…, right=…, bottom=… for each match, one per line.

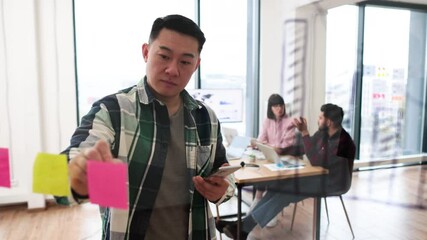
left=87, top=160, right=128, bottom=209
left=0, top=148, right=11, bottom=188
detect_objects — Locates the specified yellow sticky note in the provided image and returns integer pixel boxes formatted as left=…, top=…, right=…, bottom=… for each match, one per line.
left=33, top=153, right=70, bottom=197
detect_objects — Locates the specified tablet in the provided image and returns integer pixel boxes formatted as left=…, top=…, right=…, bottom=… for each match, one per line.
left=206, top=165, right=241, bottom=178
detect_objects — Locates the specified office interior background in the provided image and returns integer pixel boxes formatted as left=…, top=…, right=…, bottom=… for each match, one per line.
left=0, top=0, right=426, bottom=225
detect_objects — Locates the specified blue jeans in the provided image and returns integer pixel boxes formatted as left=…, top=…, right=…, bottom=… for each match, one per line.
left=245, top=175, right=331, bottom=230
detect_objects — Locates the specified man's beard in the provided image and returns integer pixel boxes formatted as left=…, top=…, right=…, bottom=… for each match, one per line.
left=318, top=123, right=328, bottom=132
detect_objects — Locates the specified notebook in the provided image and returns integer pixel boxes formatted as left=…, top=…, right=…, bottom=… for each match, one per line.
left=226, top=136, right=251, bottom=160
left=255, top=142, right=304, bottom=168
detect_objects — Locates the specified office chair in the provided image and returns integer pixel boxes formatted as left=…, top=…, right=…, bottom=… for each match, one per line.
left=290, top=194, right=354, bottom=238
left=290, top=172, right=355, bottom=239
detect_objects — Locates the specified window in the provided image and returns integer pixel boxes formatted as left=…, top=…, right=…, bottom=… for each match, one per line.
left=199, top=0, right=248, bottom=90
left=74, top=0, right=195, bottom=117
left=325, top=5, right=358, bottom=135
left=198, top=0, right=256, bottom=136
left=326, top=3, right=427, bottom=161
left=74, top=0, right=259, bottom=137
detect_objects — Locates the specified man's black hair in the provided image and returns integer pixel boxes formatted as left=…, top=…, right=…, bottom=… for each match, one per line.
left=149, top=14, right=206, bottom=53
left=321, top=103, right=344, bottom=126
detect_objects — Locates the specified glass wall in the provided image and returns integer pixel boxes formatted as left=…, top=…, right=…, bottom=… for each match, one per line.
left=326, top=3, right=427, bottom=161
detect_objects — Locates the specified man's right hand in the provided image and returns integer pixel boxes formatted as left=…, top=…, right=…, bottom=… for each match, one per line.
left=292, top=117, right=309, bottom=137
left=69, top=140, right=114, bottom=196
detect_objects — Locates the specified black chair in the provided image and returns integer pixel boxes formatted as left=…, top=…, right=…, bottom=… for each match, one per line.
left=290, top=194, right=354, bottom=238
left=290, top=175, right=355, bottom=239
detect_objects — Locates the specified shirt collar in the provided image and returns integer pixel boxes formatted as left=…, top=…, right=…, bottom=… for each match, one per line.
left=136, top=76, right=203, bottom=111
left=329, top=128, right=342, bottom=140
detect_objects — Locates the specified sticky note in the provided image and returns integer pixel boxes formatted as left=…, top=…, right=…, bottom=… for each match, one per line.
left=33, top=153, right=70, bottom=196
left=87, top=160, right=128, bottom=209
left=0, top=148, right=11, bottom=188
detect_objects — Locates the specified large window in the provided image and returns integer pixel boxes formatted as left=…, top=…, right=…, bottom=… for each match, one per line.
left=199, top=0, right=248, bottom=90
left=74, top=0, right=195, bottom=117
left=199, top=0, right=251, bottom=135
left=325, top=5, right=358, bottom=135
left=74, top=0, right=258, bottom=137
left=326, top=2, right=427, bottom=161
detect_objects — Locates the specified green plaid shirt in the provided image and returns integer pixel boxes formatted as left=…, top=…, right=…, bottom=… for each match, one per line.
left=61, top=77, right=235, bottom=239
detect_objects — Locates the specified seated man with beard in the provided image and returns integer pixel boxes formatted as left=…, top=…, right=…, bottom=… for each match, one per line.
left=217, top=103, right=356, bottom=239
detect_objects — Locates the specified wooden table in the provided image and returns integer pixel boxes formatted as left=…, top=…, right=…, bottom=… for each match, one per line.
left=228, top=159, right=328, bottom=240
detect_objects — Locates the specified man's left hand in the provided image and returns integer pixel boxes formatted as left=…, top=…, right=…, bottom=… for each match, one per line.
left=193, top=174, right=229, bottom=202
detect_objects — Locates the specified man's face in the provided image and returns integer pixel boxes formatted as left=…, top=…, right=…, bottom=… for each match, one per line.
left=142, top=29, right=200, bottom=102
left=317, top=112, right=328, bottom=131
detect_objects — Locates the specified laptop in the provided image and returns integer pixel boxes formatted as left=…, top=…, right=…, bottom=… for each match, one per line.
left=226, top=136, right=251, bottom=160
left=255, top=142, right=304, bottom=167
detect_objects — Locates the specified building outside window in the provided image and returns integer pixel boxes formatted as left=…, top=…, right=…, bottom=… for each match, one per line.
left=326, top=3, right=427, bottom=162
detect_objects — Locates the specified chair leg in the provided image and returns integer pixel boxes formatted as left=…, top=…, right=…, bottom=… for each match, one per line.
left=290, top=202, right=298, bottom=231
left=339, top=195, right=355, bottom=239
left=324, top=197, right=330, bottom=223
left=215, top=205, right=223, bottom=240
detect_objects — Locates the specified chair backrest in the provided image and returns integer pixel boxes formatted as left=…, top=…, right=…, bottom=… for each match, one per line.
left=226, top=136, right=251, bottom=159
left=221, top=127, right=238, bottom=147
left=330, top=129, right=356, bottom=196
left=326, top=162, right=354, bottom=197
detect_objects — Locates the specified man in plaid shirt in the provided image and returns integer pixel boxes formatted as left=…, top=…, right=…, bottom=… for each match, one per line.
left=62, top=14, right=236, bottom=240
left=219, top=103, right=355, bottom=239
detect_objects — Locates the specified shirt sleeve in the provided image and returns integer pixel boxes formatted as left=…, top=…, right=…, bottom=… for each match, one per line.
left=279, top=118, right=297, bottom=148
left=302, top=132, right=322, bottom=166
left=213, top=123, right=236, bottom=204
left=58, top=96, right=118, bottom=205
left=257, top=118, right=269, bottom=143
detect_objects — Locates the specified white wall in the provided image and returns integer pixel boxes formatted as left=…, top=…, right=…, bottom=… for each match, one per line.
left=259, top=0, right=290, bottom=126
left=0, top=0, right=76, bottom=208
left=259, top=0, right=327, bottom=134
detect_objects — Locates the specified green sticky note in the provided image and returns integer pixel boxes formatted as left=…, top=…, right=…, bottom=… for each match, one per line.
left=33, top=153, right=70, bottom=197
